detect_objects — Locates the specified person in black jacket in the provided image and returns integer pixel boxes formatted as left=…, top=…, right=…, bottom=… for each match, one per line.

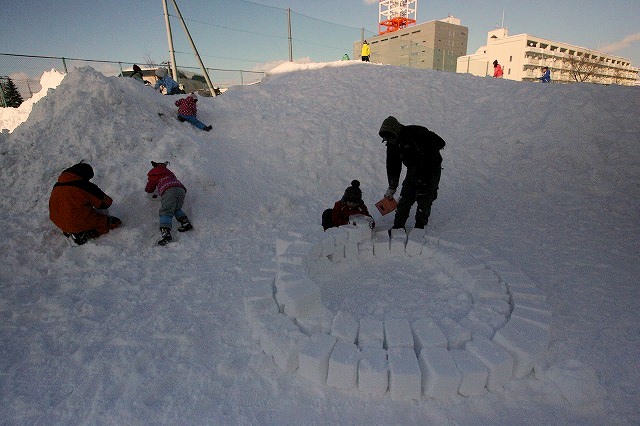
left=378, top=116, right=445, bottom=230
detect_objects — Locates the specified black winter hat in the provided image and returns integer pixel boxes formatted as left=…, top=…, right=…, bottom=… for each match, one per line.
left=65, top=162, right=93, bottom=180
left=342, top=180, right=363, bottom=204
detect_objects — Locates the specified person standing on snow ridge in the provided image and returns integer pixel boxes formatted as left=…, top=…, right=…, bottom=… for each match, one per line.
left=153, top=67, right=181, bottom=95
left=539, top=66, right=551, bottom=83
left=493, top=60, right=503, bottom=78
left=145, top=161, right=193, bottom=246
left=322, top=180, right=375, bottom=230
left=361, top=40, right=370, bottom=62
left=378, top=116, right=446, bottom=231
left=175, top=93, right=212, bottom=131
left=49, top=162, right=122, bottom=245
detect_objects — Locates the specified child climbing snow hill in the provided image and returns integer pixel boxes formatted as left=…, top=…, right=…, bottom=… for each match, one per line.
left=175, top=93, right=212, bottom=132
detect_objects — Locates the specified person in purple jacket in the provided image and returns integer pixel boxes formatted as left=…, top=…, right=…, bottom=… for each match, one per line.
left=145, top=161, right=193, bottom=245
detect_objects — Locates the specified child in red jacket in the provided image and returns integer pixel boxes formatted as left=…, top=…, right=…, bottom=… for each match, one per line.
left=322, top=180, right=374, bottom=230
left=145, top=161, right=193, bottom=245
left=175, top=93, right=212, bottom=132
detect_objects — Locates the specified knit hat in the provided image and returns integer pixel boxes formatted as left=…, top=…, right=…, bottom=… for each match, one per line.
left=342, top=180, right=363, bottom=204
left=151, top=161, right=169, bottom=168
left=155, top=67, right=166, bottom=78
left=65, top=162, right=94, bottom=181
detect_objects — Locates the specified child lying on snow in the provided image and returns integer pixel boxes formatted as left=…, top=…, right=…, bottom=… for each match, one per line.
left=322, top=179, right=375, bottom=231
left=175, top=93, right=212, bottom=132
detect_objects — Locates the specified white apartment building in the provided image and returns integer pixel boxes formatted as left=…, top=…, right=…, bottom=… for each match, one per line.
left=457, top=28, right=638, bottom=85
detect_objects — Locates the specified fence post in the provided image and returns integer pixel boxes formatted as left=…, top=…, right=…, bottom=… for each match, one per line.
left=62, top=57, right=68, bottom=73
left=240, top=70, right=244, bottom=86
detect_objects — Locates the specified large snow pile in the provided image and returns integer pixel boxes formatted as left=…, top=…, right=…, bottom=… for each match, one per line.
left=0, top=62, right=638, bottom=424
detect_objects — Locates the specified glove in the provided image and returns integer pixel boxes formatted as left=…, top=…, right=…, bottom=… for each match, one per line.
left=384, top=187, right=396, bottom=199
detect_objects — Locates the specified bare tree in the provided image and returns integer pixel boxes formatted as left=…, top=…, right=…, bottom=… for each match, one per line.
left=565, top=53, right=600, bottom=83
left=143, top=53, right=158, bottom=68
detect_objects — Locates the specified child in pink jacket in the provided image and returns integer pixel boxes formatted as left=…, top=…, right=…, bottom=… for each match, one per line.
left=175, top=94, right=212, bottom=132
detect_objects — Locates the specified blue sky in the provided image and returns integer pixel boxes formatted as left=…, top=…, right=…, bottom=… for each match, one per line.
left=2, top=0, right=639, bottom=74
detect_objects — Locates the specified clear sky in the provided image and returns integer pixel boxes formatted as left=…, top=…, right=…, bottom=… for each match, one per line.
left=2, top=0, right=639, bottom=75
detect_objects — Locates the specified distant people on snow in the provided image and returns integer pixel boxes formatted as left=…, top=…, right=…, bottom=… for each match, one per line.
left=49, top=162, right=122, bottom=245
left=145, top=161, right=193, bottom=246
left=154, top=68, right=182, bottom=95
left=130, top=64, right=145, bottom=83
left=342, top=53, right=350, bottom=61
left=361, top=40, right=370, bottom=62
left=493, top=60, right=503, bottom=78
left=378, top=116, right=446, bottom=231
left=539, top=66, right=551, bottom=83
left=175, top=93, right=212, bottom=131
left=322, top=180, right=374, bottom=231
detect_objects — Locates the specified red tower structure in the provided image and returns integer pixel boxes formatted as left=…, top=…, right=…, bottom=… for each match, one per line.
left=378, top=0, right=417, bottom=35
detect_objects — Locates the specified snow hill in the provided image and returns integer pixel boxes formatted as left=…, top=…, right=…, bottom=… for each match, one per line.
left=0, top=62, right=638, bottom=424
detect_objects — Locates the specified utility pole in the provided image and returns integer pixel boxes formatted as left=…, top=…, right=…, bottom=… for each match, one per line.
left=162, top=0, right=179, bottom=83
left=287, top=9, right=293, bottom=62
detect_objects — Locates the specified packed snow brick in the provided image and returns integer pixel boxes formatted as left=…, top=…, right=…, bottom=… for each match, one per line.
left=344, top=240, right=359, bottom=259
left=418, top=347, right=462, bottom=400
left=405, top=228, right=425, bottom=256
left=509, top=286, right=547, bottom=304
left=449, top=257, right=487, bottom=282
left=496, top=271, right=537, bottom=288
left=372, top=231, right=390, bottom=256
left=465, top=336, right=514, bottom=391
left=278, top=241, right=320, bottom=265
left=350, top=215, right=374, bottom=241
left=511, top=299, right=552, bottom=317
left=412, top=318, right=448, bottom=352
left=470, top=306, right=508, bottom=330
left=451, top=349, right=488, bottom=396
left=244, top=296, right=279, bottom=320
left=358, top=347, right=389, bottom=395
left=298, top=333, right=337, bottom=385
left=438, top=317, right=471, bottom=349
left=247, top=311, right=280, bottom=341
left=243, top=278, right=274, bottom=303
left=275, top=271, right=308, bottom=291
left=384, top=318, right=414, bottom=349
left=277, top=280, right=323, bottom=318
left=259, top=314, right=305, bottom=372
left=459, top=313, right=496, bottom=339
left=296, top=306, right=334, bottom=335
left=358, top=317, right=384, bottom=348
left=318, top=231, right=336, bottom=257
left=330, top=244, right=345, bottom=263
left=331, top=310, right=359, bottom=344
left=492, top=320, right=546, bottom=379
left=326, top=341, right=361, bottom=390
left=339, top=223, right=362, bottom=243
left=389, top=228, right=407, bottom=255
left=469, top=279, right=508, bottom=301
left=275, top=233, right=298, bottom=256
left=358, top=239, right=374, bottom=258
left=325, top=227, right=349, bottom=246
left=475, top=299, right=511, bottom=316
left=388, top=347, right=422, bottom=401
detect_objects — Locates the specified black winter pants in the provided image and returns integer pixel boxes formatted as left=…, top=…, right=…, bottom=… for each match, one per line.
left=322, top=208, right=334, bottom=230
left=393, top=167, right=441, bottom=229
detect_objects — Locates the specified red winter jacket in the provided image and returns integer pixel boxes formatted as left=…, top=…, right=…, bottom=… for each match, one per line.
left=331, top=200, right=372, bottom=227
left=175, top=96, right=198, bottom=117
left=493, top=64, right=503, bottom=78
left=145, top=165, right=186, bottom=196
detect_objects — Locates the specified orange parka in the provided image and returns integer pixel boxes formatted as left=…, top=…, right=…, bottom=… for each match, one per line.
left=49, top=164, right=113, bottom=235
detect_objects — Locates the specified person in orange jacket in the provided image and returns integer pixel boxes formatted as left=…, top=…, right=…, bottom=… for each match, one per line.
left=322, top=180, right=374, bottom=230
left=49, top=162, right=121, bottom=245
left=493, top=60, right=503, bottom=78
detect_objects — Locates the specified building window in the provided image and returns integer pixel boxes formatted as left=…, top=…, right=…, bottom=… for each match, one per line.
left=509, top=55, right=513, bottom=62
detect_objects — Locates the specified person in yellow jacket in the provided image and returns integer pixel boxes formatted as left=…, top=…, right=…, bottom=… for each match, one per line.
left=361, top=40, right=370, bottom=62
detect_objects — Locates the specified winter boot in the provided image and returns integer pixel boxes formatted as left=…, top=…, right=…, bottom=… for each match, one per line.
left=177, top=216, right=193, bottom=232
left=158, top=227, right=172, bottom=246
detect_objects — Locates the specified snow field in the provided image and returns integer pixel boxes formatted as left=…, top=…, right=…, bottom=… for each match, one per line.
left=244, top=223, right=553, bottom=400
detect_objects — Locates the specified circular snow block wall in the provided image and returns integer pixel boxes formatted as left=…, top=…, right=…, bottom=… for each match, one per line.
left=244, top=220, right=551, bottom=401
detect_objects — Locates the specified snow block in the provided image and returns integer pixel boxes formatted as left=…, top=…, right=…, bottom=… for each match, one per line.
left=459, top=313, right=496, bottom=339
left=340, top=224, right=362, bottom=243
left=388, top=347, right=422, bottom=401
left=511, top=299, right=552, bottom=316
left=326, top=341, right=361, bottom=390
left=470, top=306, right=508, bottom=331
left=244, top=296, right=279, bottom=320
left=296, top=306, right=334, bottom=335
left=470, top=279, right=508, bottom=301
left=350, top=215, right=374, bottom=240
left=344, top=240, right=359, bottom=259
left=475, top=299, right=511, bottom=316
left=509, top=286, right=547, bottom=304
left=318, top=232, right=336, bottom=257
left=325, top=227, right=349, bottom=246
left=275, top=272, right=308, bottom=291
left=438, top=317, right=471, bottom=349
left=372, top=231, right=390, bottom=256
left=510, top=306, right=552, bottom=330
left=331, top=310, right=359, bottom=344
left=412, top=318, right=448, bottom=352
left=298, top=334, right=337, bottom=385
left=330, top=244, right=345, bottom=263
left=259, top=314, right=306, bottom=372
left=358, top=239, right=374, bottom=258
left=492, top=321, right=546, bottom=379
left=275, top=233, right=298, bottom=256
left=358, top=317, right=384, bottom=348
left=465, top=337, right=514, bottom=391
left=419, top=347, right=462, bottom=400
left=277, top=281, right=322, bottom=318
left=405, top=228, right=425, bottom=256
left=389, top=228, right=407, bottom=255
left=451, top=349, right=488, bottom=396
left=358, top=347, right=389, bottom=395
left=384, top=318, right=414, bottom=349
left=243, top=278, right=274, bottom=303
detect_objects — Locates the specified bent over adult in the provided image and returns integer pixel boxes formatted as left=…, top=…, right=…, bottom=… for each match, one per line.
left=49, top=162, right=121, bottom=245
left=379, top=116, right=445, bottom=230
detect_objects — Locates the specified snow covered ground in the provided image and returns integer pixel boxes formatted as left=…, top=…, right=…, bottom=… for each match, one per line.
left=0, top=62, right=638, bottom=425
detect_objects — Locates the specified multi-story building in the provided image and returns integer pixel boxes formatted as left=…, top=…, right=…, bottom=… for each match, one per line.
left=457, top=28, right=638, bottom=85
left=353, top=16, right=468, bottom=72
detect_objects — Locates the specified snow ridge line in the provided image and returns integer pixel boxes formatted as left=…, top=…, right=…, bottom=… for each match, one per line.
left=244, top=221, right=552, bottom=401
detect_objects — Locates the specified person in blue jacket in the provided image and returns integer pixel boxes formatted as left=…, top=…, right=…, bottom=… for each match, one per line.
left=154, top=67, right=181, bottom=95
left=539, top=67, right=551, bottom=83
